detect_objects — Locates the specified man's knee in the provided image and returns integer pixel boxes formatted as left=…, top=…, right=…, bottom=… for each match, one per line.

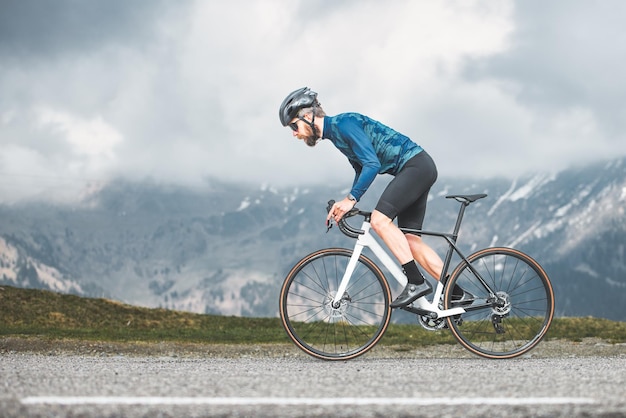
left=370, top=210, right=392, bottom=234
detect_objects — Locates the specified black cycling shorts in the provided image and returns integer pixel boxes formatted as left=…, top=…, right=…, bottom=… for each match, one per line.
left=374, top=151, right=438, bottom=234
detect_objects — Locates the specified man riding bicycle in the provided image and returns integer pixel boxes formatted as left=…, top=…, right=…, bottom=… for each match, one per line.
left=279, top=87, right=469, bottom=307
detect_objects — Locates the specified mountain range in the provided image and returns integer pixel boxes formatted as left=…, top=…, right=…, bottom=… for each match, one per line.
left=1, top=157, right=625, bottom=321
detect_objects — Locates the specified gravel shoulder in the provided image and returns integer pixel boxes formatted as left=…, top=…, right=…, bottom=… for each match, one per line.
left=1, top=336, right=625, bottom=359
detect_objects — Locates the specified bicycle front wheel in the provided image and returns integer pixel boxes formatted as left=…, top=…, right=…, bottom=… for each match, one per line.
left=279, top=248, right=392, bottom=360
left=444, top=247, right=554, bottom=359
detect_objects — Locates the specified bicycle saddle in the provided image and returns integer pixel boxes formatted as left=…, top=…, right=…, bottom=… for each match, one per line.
left=446, top=194, right=487, bottom=203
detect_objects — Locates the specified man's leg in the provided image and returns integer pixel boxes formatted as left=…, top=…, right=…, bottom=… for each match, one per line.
left=370, top=210, right=413, bottom=265
left=407, top=233, right=471, bottom=303
left=406, top=234, right=444, bottom=281
left=370, top=210, right=432, bottom=307
left=372, top=152, right=438, bottom=307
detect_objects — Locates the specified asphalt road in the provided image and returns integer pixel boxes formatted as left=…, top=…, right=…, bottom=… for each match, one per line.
left=1, top=343, right=625, bottom=418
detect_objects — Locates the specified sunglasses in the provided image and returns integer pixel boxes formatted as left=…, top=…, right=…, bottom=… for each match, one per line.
left=289, top=116, right=309, bottom=132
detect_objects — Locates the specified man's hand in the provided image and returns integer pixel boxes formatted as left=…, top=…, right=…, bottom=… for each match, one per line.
left=326, top=197, right=357, bottom=225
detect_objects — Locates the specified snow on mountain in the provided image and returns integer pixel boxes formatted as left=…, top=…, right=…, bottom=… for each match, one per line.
left=0, top=237, right=83, bottom=294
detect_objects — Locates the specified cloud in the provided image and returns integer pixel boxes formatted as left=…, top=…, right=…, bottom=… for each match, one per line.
left=0, top=0, right=624, bottom=203
left=0, top=0, right=171, bottom=60
left=463, top=0, right=626, bottom=169
left=37, top=108, right=122, bottom=158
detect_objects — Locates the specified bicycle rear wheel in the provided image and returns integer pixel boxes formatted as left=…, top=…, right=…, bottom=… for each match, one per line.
left=279, top=248, right=392, bottom=360
left=444, top=247, right=554, bottom=359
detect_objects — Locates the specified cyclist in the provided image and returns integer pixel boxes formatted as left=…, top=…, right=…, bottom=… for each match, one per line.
left=279, top=87, right=469, bottom=308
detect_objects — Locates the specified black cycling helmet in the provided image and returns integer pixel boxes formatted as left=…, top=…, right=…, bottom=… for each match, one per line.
left=279, top=87, right=319, bottom=126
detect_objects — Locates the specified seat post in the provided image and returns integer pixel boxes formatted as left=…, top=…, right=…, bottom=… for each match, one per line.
left=450, top=201, right=469, bottom=242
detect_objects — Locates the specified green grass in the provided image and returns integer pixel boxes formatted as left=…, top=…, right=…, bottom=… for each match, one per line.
left=0, top=285, right=287, bottom=344
left=1, top=285, right=625, bottom=346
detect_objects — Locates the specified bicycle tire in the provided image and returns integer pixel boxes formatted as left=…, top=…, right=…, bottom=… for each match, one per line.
left=279, top=248, right=392, bottom=360
left=444, top=247, right=554, bottom=359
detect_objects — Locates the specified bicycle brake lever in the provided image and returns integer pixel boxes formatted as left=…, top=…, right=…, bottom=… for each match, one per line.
left=325, top=199, right=336, bottom=233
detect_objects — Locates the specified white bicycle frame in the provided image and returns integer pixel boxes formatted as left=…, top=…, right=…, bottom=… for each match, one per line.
left=331, top=219, right=466, bottom=319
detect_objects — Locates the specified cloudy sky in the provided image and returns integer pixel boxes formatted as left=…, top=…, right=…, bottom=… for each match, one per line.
left=1, top=0, right=625, bottom=203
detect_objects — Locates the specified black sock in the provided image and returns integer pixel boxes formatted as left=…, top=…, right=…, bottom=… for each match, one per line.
left=402, top=261, right=425, bottom=285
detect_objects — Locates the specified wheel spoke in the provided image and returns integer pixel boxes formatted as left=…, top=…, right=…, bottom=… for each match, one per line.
left=280, top=249, right=391, bottom=360
left=445, top=247, right=554, bottom=359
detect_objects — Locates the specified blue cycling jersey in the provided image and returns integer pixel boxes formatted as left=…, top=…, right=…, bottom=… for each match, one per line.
left=322, top=113, right=423, bottom=201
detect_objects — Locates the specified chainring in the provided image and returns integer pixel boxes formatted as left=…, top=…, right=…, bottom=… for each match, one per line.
left=417, top=314, right=447, bottom=331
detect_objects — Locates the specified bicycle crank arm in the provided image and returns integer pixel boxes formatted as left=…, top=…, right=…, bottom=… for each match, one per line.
left=401, top=305, right=434, bottom=317
left=400, top=297, right=466, bottom=319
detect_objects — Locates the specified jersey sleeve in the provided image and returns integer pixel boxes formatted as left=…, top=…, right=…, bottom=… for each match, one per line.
left=339, top=118, right=381, bottom=201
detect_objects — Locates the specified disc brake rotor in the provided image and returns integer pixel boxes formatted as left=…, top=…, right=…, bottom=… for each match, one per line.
left=323, top=292, right=351, bottom=319
left=493, top=291, right=512, bottom=315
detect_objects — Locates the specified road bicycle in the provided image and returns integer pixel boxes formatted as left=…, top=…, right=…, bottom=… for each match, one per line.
left=279, top=194, right=554, bottom=360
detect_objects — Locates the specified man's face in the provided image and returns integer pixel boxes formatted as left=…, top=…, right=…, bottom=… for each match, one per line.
left=290, top=117, right=318, bottom=147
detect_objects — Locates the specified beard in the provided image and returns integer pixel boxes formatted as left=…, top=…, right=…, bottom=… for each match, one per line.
left=302, top=124, right=321, bottom=147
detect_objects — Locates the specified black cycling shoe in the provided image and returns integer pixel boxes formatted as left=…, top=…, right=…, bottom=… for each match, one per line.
left=451, top=288, right=475, bottom=306
left=390, top=281, right=433, bottom=308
